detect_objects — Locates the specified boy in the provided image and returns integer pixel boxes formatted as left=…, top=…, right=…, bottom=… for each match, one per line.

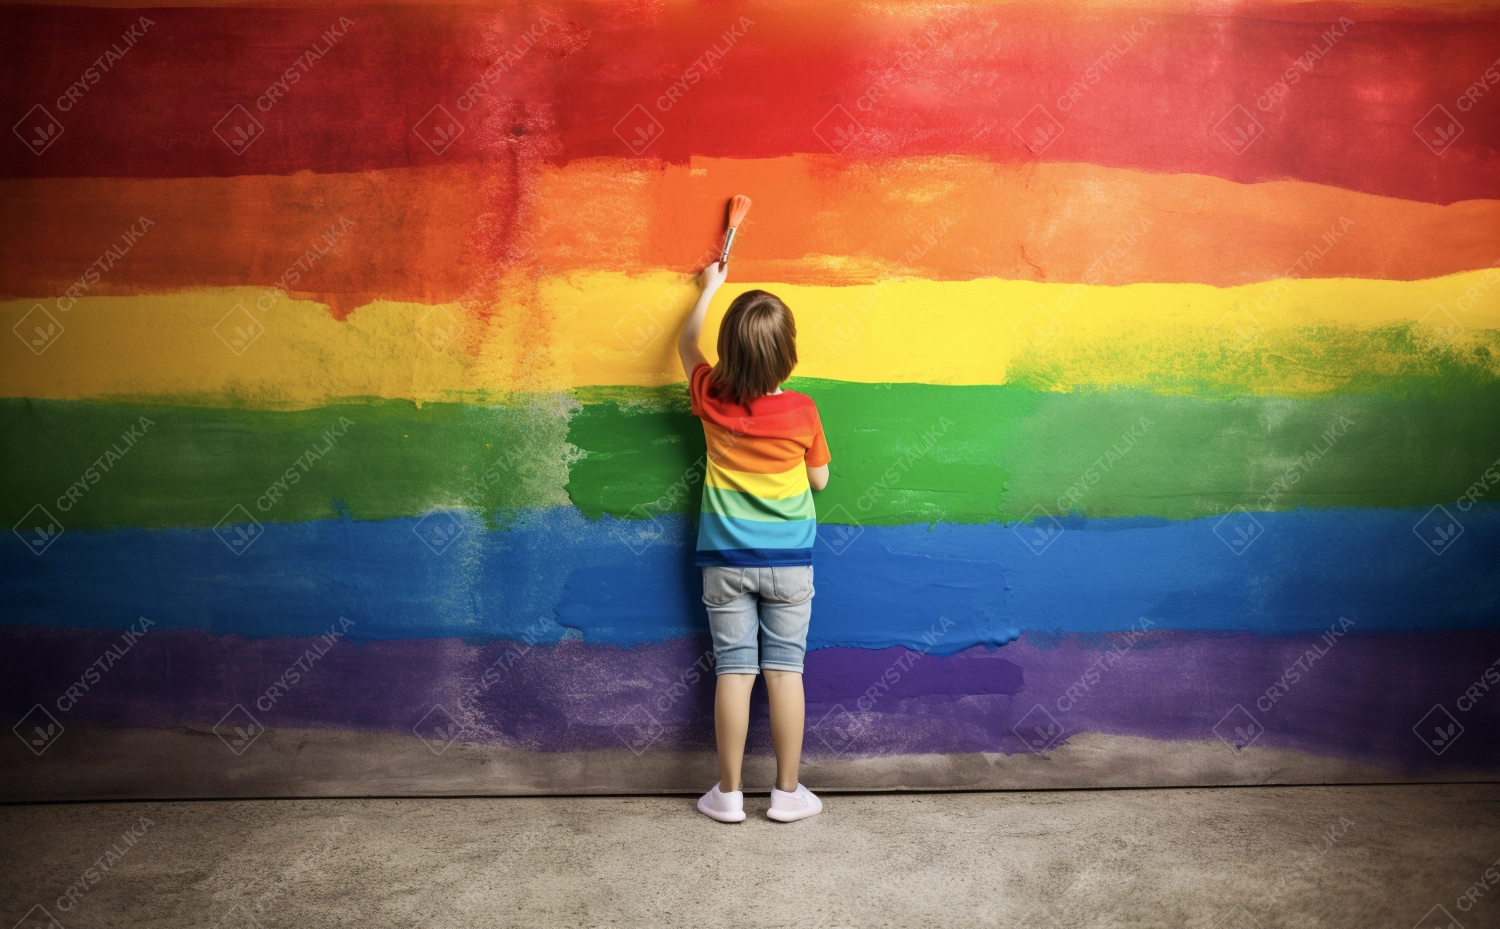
left=678, top=259, right=830, bottom=823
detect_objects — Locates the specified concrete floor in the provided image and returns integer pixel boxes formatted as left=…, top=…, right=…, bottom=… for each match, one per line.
left=2, top=785, right=1498, bottom=928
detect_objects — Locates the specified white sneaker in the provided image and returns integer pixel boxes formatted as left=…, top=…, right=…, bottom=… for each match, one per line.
left=697, top=782, right=746, bottom=823
left=767, top=783, right=822, bottom=822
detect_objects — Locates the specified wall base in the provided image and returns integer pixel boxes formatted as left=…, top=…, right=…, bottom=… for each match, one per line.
left=3, top=726, right=1489, bottom=802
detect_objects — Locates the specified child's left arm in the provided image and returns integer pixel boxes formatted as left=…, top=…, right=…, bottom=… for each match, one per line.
left=806, top=403, right=831, bottom=491
left=807, top=463, right=829, bottom=491
left=677, top=261, right=728, bottom=377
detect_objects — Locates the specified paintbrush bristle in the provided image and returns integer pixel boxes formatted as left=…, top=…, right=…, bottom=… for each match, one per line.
left=727, top=195, right=752, bottom=228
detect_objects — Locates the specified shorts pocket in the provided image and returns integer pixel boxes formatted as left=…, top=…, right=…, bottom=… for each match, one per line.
left=768, top=565, right=814, bottom=604
left=702, top=566, right=746, bottom=606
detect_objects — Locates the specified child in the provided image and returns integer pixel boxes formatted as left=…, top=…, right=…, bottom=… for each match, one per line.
left=678, top=258, right=830, bottom=824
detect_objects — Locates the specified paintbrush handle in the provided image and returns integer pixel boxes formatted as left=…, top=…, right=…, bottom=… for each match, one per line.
left=718, top=226, right=738, bottom=269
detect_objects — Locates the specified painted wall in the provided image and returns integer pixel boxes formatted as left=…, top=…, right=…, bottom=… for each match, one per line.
left=3, top=0, right=1499, bottom=799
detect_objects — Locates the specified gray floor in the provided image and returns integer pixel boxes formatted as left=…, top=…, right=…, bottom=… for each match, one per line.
left=2, top=785, right=1498, bottom=928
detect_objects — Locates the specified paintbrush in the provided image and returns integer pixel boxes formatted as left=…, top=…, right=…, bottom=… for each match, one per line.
left=718, top=195, right=752, bottom=269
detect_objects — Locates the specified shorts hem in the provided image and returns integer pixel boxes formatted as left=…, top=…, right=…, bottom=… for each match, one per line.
left=759, top=661, right=805, bottom=674
left=715, top=665, right=761, bottom=676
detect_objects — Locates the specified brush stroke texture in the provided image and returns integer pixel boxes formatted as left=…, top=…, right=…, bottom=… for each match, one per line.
left=567, top=381, right=1500, bottom=525
left=3, top=625, right=1497, bottom=774
left=5, top=383, right=1497, bottom=530
left=5, top=272, right=1498, bottom=405
left=6, top=162, right=1499, bottom=305
left=0, top=167, right=507, bottom=319
left=3, top=508, right=1496, bottom=646
left=3, top=4, right=1497, bottom=203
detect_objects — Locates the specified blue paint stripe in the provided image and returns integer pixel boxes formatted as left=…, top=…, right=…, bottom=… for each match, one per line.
left=1, top=505, right=1496, bottom=652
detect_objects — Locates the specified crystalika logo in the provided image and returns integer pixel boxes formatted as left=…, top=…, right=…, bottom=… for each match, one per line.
left=1213, top=506, right=1263, bottom=555
left=414, top=510, right=466, bottom=555
left=13, top=104, right=65, bottom=155
left=1413, top=505, right=1463, bottom=556
left=1412, top=704, right=1464, bottom=756
left=614, top=104, right=664, bottom=155
left=14, top=504, right=63, bottom=555
left=412, top=104, right=464, bottom=155
left=1212, top=704, right=1264, bottom=752
left=1212, top=104, right=1264, bottom=155
left=13, top=704, right=64, bottom=755
left=212, top=104, right=264, bottom=154
left=817, top=505, right=863, bottom=555
left=1013, top=704, right=1065, bottom=753
left=613, top=704, right=664, bottom=755
left=1012, top=104, right=1064, bottom=155
left=1012, top=504, right=1063, bottom=555
left=813, top=105, right=865, bottom=153
left=811, top=704, right=864, bottom=754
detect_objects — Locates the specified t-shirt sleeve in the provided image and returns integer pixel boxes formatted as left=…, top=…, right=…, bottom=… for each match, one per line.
left=805, top=402, right=831, bottom=467
left=688, top=362, right=713, bottom=418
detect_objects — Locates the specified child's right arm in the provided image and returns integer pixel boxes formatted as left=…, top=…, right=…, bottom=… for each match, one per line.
left=677, top=261, right=729, bottom=377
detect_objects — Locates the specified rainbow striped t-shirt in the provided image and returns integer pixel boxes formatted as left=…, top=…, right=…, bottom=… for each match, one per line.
left=689, top=362, right=831, bottom=567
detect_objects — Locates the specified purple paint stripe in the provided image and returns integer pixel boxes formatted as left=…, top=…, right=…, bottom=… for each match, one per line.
left=4, top=626, right=1497, bottom=774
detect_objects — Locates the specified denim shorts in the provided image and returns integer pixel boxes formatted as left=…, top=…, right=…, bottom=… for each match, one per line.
left=701, top=565, right=814, bottom=675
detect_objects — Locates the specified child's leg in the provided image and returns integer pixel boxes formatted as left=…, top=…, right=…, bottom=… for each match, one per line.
left=714, top=673, right=757, bottom=792
left=759, top=566, right=814, bottom=793
left=702, top=566, right=761, bottom=794
left=763, top=670, right=804, bottom=791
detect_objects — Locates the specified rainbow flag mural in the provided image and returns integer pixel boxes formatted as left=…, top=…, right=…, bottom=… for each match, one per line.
left=3, top=0, right=1499, bottom=799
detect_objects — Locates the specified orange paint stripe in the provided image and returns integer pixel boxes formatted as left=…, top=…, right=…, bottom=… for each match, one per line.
left=534, top=156, right=1500, bottom=288
left=4, top=157, right=1497, bottom=317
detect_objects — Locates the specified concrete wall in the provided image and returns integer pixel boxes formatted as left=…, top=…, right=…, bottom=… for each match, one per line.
left=3, top=0, right=1499, bottom=799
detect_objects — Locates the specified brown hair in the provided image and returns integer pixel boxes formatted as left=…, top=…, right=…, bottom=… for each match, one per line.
left=712, top=289, right=797, bottom=406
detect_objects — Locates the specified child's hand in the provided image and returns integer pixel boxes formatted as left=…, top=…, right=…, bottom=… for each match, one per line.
left=699, top=260, right=729, bottom=292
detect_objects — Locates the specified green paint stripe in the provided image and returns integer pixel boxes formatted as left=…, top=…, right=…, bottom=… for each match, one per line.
left=567, top=379, right=1500, bottom=525
left=1, top=397, right=574, bottom=532
left=5, top=379, right=1499, bottom=532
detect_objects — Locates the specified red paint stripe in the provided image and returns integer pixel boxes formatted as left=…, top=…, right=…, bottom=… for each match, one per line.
left=3, top=3, right=1497, bottom=203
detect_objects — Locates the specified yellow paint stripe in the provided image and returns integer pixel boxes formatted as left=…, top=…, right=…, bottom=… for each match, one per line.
left=550, top=268, right=1500, bottom=389
left=1, top=290, right=476, bottom=409
left=4, top=269, right=1498, bottom=406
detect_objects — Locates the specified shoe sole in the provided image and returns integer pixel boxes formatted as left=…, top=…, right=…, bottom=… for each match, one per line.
left=697, top=802, right=746, bottom=823
left=766, top=806, right=821, bottom=822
